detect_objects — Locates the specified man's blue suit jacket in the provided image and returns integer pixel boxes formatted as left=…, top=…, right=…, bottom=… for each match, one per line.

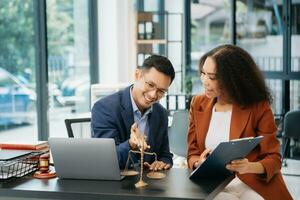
left=91, top=86, right=173, bottom=169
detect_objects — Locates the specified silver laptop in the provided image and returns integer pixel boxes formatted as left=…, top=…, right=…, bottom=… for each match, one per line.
left=49, top=137, right=124, bottom=180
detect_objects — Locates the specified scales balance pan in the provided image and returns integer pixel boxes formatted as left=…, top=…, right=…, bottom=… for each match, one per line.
left=121, top=149, right=166, bottom=187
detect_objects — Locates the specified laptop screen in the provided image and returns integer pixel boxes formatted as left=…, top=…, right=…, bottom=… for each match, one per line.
left=49, top=137, right=123, bottom=180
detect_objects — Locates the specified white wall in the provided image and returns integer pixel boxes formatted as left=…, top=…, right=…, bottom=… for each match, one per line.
left=98, top=0, right=135, bottom=84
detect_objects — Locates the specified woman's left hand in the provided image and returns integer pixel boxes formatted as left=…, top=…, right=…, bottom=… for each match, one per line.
left=226, top=158, right=265, bottom=174
left=226, top=158, right=252, bottom=174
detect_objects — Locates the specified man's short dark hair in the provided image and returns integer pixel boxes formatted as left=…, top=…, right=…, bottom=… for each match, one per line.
left=141, top=55, right=175, bottom=83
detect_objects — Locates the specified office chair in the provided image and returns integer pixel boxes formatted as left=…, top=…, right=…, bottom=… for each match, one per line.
left=274, top=114, right=284, bottom=138
left=168, top=110, right=189, bottom=157
left=90, top=83, right=128, bottom=109
left=282, top=109, right=300, bottom=166
left=64, top=118, right=91, bottom=138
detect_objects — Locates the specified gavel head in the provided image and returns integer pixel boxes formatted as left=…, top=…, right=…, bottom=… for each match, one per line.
left=39, top=153, right=50, bottom=173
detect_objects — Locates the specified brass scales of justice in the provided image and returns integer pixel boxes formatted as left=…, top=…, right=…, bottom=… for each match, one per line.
left=120, top=135, right=166, bottom=188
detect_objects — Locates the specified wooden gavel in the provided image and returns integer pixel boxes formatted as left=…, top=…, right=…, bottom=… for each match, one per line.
left=38, top=153, right=50, bottom=173
left=33, top=153, right=56, bottom=179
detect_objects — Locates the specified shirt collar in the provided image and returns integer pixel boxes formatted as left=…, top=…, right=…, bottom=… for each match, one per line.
left=130, top=86, right=152, bottom=116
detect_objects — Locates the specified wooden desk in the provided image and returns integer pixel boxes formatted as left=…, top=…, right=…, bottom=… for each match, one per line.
left=0, top=168, right=233, bottom=200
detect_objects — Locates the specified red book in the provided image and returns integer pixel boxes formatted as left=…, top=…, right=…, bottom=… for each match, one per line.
left=0, top=141, right=48, bottom=150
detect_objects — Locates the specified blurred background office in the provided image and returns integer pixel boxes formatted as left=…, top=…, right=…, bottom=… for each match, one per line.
left=0, top=0, right=299, bottom=198
left=0, top=0, right=299, bottom=180
left=1, top=0, right=298, bottom=140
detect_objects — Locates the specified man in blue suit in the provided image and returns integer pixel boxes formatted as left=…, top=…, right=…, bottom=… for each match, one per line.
left=91, top=55, right=175, bottom=171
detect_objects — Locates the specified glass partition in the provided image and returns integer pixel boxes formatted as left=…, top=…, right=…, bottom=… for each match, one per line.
left=236, top=0, right=283, bottom=72
left=291, top=0, right=300, bottom=72
left=46, top=0, right=91, bottom=138
left=0, top=0, right=38, bottom=141
left=189, top=0, right=232, bottom=95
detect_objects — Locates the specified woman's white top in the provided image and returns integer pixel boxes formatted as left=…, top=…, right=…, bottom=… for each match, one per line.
left=205, top=105, right=232, bottom=150
left=205, top=106, right=263, bottom=199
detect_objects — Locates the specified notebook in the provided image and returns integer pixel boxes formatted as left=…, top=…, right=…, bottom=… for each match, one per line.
left=49, top=137, right=124, bottom=180
left=0, top=150, right=33, bottom=161
left=189, top=136, right=263, bottom=180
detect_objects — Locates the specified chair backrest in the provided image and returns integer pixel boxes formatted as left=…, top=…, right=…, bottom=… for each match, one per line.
left=64, top=118, right=91, bottom=138
left=284, top=110, right=300, bottom=139
left=168, top=110, right=189, bottom=157
left=90, top=83, right=128, bottom=108
left=64, top=83, right=129, bottom=138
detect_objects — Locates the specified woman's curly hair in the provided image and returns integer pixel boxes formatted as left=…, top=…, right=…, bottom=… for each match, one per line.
left=199, top=44, right=272, bottom=107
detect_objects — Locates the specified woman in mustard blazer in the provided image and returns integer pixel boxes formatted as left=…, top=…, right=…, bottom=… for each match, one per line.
left=187, top=45, right=292, bottom=200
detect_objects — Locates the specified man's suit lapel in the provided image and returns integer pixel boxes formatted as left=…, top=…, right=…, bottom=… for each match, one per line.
left=230, top=104, right=251, bottom=140
left=120, top=86, right=134, bottom=137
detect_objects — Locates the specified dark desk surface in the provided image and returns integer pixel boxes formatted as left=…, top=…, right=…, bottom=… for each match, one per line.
left=0, top=168, right=233, bottom=200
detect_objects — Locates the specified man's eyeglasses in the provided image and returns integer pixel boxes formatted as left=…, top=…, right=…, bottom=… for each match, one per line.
left=143, top=78, right=168, bottom=97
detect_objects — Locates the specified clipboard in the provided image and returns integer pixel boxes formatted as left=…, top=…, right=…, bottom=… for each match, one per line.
left=189, top=136, right=263, bottom=180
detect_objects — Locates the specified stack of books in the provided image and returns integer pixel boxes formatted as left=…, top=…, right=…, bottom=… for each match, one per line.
left=0, top=141, right=49, bottom=152
left=0, top=141, right=49, bottom=180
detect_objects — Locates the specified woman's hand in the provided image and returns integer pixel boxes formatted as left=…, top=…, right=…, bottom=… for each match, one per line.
left=226, top=158, right=265, bottom=174
left=193, top=149, right=212, bottom=168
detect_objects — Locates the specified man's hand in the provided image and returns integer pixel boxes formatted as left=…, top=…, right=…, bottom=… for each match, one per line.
left=129, top=123, right=150, bottom=150
left=144, top=161, right=171, bottom=171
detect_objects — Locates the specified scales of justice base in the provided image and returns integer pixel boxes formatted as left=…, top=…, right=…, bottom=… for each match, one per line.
left=120, top=136, right=166, bottom=188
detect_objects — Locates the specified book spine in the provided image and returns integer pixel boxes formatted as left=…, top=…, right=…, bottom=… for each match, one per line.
left=0, top=144, right=48, bottom=150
